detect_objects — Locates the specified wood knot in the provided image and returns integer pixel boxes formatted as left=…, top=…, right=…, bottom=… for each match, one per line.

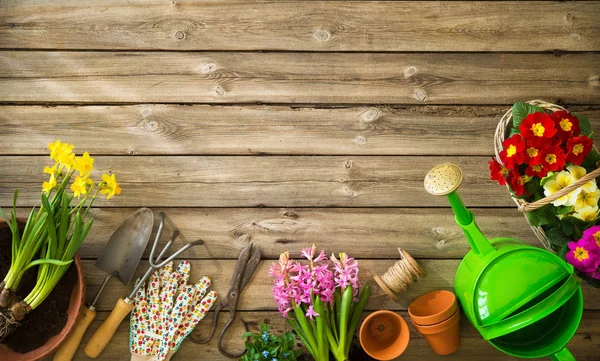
left=355, top=136, right=367, bottom=145
left=199, top=63, right=216, bottom=74
left=235, top=234, right=251, bottom=245
left=345, top=160, right=353, bottom=168
left=283, top=211, right=298, bottom=219
left=175, top=31, right=186, bottom=40
left=214, top=86, right=225, bottom=96
left=566, top=13, right=574, bottom=22
left=141, top=108, right=152, bottom=117
left=359, top=108, right=379, bottom=123
left=414, top=89, right=428, bottom=102
left=588, top=75, right=600, bottom=87
left=8, top=23, right=15, bottom=28
left=344, top=187, right=356, bottom=197
left=570, top=33, right=581, bottom=41
left=403, top=66, right=418, bottom=78
left=144, top=120, right=159, bottom=132
left=312, top=29, right=331, bottom=42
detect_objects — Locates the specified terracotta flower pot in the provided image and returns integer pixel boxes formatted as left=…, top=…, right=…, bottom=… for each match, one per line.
left=359, top=310, right=410, bottom=360
left=0, top=219, right=86, bottom=361
left=408, top=290, right=457, bottom=326
left=411, top=310, right=461, bottom=355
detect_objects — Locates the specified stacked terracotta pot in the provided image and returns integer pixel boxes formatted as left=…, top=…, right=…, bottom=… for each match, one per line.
left=408, top=290, right=461, bottom=355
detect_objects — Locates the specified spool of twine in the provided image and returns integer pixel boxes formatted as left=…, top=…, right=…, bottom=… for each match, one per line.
left=374, top=248, right=426, bottom=302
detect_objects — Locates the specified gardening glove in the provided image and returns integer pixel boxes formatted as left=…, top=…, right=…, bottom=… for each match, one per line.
left=129, top=261, right=218, bottom=361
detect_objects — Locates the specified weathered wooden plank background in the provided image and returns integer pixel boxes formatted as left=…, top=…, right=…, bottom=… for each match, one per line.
left=1, top=0, right=599, bottom=360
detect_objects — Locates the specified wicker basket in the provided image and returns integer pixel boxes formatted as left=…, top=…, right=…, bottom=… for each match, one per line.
left=494, top=99, right=600, bottom=251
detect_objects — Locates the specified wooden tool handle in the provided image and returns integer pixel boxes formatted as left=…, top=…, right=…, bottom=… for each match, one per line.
left=84, top=298, right=133, bottom=358
left=53, top=306, right=97, bottom=361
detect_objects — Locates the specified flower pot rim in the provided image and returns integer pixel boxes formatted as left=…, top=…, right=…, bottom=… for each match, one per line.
left=0, top=219, right=86, bottom=361
left=411, top=309, right=460, bottom=335
left=408, top=290, right=457, bottom=325
left=359, top=310, right=410, bottom=361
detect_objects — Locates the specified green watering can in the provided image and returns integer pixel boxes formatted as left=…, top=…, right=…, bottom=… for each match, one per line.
left=424, top=163, right=583, bottom=361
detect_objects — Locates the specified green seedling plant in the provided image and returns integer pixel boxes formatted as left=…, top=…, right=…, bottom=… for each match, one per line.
left=0, top=141, right=121, bottom=342
left=241, top=323, right=301, bottom=361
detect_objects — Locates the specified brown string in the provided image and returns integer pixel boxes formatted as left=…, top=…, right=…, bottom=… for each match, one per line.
left=378, top=249, right=425, bottom=294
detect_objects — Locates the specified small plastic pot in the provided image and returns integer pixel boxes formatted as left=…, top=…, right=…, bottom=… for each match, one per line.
left=408, top=290, right=457, bottom=326
left=411, top=309, right=461, bottom=355
left=359, top=310, right=410, bottom=360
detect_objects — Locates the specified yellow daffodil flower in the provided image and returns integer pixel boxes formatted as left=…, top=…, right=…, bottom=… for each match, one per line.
left=48, top=140, right=74, bottom=163
left=70, top=176, right=93, bottom=199
left=543, top=170, right=581, bottom=207
left=44, top=163, right=59, bottom=176
left=74, top=152, right=94, bottom=176
left=574, top=189, right=600, bottom=211
left=42, top=174, right=57, bottom=194
left=574, top=205, right=599, bottom=222
left=58, top=152, right=76, bottom=171
left=99, top=173, right=121, bottom=200
left=567, top=165, right=597, bottom=193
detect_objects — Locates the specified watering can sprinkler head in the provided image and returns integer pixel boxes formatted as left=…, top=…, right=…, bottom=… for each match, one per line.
left=424, top=163, right=473, bottom=226
left=424, top=163, right=463, bottom=196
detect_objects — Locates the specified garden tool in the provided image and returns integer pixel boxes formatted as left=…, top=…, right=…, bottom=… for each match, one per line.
left=85, top=212, right=204, bottom=358
left=424, top=163, right=583, bottom=361
left=129, top=260, right=218, bottom=361
left=54, top=207, right=154, bottom=361
left=189, top=243, right=261, bottom=358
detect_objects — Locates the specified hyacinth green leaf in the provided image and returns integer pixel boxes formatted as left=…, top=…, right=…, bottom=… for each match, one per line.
left=345, top=284, right=370, bottom=356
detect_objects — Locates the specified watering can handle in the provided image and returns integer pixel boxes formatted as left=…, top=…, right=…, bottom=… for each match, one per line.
left=550, top=347, right=576, bottom=361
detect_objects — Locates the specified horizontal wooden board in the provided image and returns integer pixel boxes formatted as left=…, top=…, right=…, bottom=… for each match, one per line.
left=65, top=310, right=600, bottom=361
left=82, top=259, right=600, bottom=312
left=2, top=105, right=599, bottom=156
left=27, top=207, right=537, bottom=260
left=2, top=2, right=599, bottom=51
left=1, top=52, right=599, bottom=104
left=0, top=156, right=514, bottom=207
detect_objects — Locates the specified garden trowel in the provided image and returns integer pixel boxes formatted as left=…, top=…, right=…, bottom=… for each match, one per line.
left=53, top=208, right=154, bottom=361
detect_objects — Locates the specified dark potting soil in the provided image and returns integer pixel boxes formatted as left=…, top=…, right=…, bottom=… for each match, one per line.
left=0, top=224, right=78, bottom=353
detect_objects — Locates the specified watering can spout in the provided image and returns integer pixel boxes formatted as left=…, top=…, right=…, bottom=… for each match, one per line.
left=425, top=164, right=496, bottom=257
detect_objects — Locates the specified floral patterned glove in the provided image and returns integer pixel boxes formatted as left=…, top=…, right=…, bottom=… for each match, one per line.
left=130, top=261, right=218, bottom=361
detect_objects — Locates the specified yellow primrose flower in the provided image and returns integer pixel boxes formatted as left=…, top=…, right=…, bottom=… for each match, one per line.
left=70, top=176, right=93, bottom=198
left=567, top=165, right=597, bottom=193
left=74, top=152, right=94, bottom=176
left=48, top=140, right=74, bottom=162
left=42, top=173, right=57, bottom=194
left=543, top=170, right=581, bottom=207
left=574, top=189, right=600, bottom=211
left=574, top=205, right=599, bottom=222
left=99, top=173, right=122, bottom=200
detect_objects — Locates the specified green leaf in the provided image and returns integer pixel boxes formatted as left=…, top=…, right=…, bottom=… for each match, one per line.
left=556, top=206, right=573, bottom=216
left=22, top=258, right=72, bottom=272
left=539, top=172, right=555, bottom=187
left=561, top=216, right=588, bottom=240
left=344, top=284, right=370, bottom=356
left=525, top=204, right=557, bottom=227
left=576, top=114, right=592, bottom=137
left=582, top=149, right=600, bottom=170
left=545, top=226, right=571, bottom=249
left=525, top=179, right=542, bottom=196
left=512, top=102, right=545, bottom=129
left=508, top=127, right=520, bottom=138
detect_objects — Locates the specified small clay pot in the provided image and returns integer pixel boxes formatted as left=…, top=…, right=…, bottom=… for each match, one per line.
left=0, top=219, right=86, bottom=361
left=411, top=309, right=461, bottom=355
left=408, top=290, right=457, bottom=326
left=359, top=310, right=410, bottom=360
